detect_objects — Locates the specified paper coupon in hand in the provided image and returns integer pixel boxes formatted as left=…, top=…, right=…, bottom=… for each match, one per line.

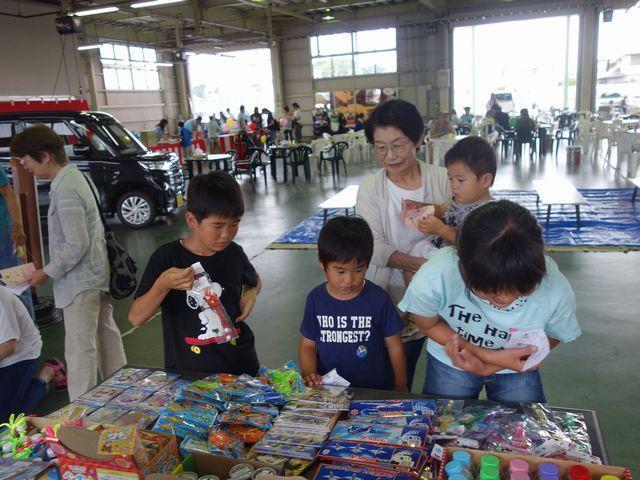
left=505, top=329, right=550, bottom=371
left=0, top=263, right=35, bottom=286
left=322, top=368, right=350, bottom=387
left=401, top=199, right=435, bottom=228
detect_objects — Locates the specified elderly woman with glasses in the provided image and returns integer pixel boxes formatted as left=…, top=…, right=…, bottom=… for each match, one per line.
left=356, top=100, right=451, bottom=391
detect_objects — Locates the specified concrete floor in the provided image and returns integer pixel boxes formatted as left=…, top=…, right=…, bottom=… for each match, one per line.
left=36, top=145, right=639, bottom=470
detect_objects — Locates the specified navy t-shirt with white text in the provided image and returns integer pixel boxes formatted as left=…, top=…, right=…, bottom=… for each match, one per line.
left=300, top=280, right=404, bottom=390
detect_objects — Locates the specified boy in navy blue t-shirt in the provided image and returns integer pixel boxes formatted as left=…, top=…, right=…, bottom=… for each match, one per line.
left=299, top=217, right=407, bottom=391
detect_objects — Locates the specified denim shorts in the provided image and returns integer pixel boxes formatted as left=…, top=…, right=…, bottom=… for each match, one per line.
left=423, top=353, right=546, bottom=404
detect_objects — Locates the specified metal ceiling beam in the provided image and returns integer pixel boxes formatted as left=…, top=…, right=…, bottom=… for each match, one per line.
left=417, top=0, right=444, bottom=11
left=234, top=0, right=313, bottom=22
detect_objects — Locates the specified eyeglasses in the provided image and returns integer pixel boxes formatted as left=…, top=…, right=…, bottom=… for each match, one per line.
left=10, top=156, right=26, bottom=166
left=373, top=141, right=412, bottom=158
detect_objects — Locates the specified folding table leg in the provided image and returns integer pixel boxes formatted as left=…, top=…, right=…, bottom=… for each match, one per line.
left=546, top=205, right=551, bottom=227
left=576, top=205, right=581, bottom=228
left=323, top=209, right=328, bottom=224
left=632, top=186, right=638, bottom=202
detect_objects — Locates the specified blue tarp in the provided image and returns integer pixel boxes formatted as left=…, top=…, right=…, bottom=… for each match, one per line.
left=268, top=188, right=640, bottom=251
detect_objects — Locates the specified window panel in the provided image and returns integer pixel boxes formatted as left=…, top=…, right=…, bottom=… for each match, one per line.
left=312, top=57, right=333, bottom=79
left=114, top=44, right=130, bottom=61
left=132, top=68, right=148, bottom=90
left=143, top=48, right=157, bottom=63
left=146, top=70, right=160, bottom=90
left=310, top=37, right=319, bottom=57
left=117, top=68, right=133, bottom=89
left=103, top=68, right=119, bottom=89
left=129, top=46, right=144, bottom=62
left=354, top=28, right=396, bottom=52
left=100, top=44, right=114, bottom=59
left=331, top=54, right=353, bottom=77
left=318, top=33, right=352, bottom=56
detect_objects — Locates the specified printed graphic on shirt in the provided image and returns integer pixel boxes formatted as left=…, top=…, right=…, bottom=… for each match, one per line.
left=317, top=314, right=374, bottom=358
left=445, top=303, right=511, bottom=349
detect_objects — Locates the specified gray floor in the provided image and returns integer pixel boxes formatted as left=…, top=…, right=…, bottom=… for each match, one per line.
left=36, top=144, right=640, bottom=470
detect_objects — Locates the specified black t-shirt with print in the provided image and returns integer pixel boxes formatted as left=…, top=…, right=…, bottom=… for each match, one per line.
left=135, top=240, right=259, bottom=375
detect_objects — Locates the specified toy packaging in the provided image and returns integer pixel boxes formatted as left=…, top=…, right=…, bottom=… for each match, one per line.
left=349, top=400, right=436, bottom=417
left=222, top=424, right=266, bottom=444
left=400, top=200, right=435, bottom=228
left=47, top=402, right=97, bottom=422
left=330, top=422, right=429, bottom=449
left=86, top=405, right=128, bottom=425
left=314, top=462, right=416, bottom=480
left=346, top=415, right=433, bottom=431
left=137, top=371, right=180, bottom=390
left=109, top=387, right=156, bottom=408
left=247, top=450, right=313, bottom=476
left=78, top=384, right=129, bottom=406
left=319, top=440, right=429, bottom=474
left=98, top=425, right=138, bottom=455
left=104, top=367, right=152, bottom=387
left=115, top=410, right=158, bottom=430
left=262, top=428, right=327, bottom=448
left=253, top=440, right=319, bottom=460
left=0, top=458, right=54, bottom=480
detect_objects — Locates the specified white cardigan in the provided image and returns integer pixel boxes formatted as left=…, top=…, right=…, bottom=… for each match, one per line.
left=356, top=161, right=452, bottom=289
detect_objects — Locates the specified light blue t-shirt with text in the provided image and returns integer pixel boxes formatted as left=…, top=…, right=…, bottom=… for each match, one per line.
left=398, top=247, right=581, bottom=373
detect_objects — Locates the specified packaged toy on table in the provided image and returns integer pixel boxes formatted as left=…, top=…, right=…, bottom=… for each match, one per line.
left=97, top=425, right=138, bottom=455
left=154, top=413, right=209, bottom=439
left=137, top=371, right=180, bottom=390
left=289, top=386, right=352, bottom=411
left=109, top=387, right=155, bottom=408
left=434, top=399, right=464, bottom=435
left=262, top=428, right=327, bottom=448
left=77, top=384, right=129, bottom=406
left=349, top=399, right=436, bottom=417
left=209, top=429, right=246, bottom=458
left=145, top=390, right=177, bottom=414
left=219, top=411, right=273, bottom=430
left=47, top=402, right=97, bottom=422
left=347, top=415, right=432, bottom=430
left=247, top=450, right=312, bottom=476
left=319, top=440, right=429, bottom=474
left=104, top=367, right=152, bottom=387
left=184, top=261, right=239, bottom=346
left=163, top=401, right=220, bottom=430
left=257, top=361, right=305, bottom=396
left=222, top=424, right=267, bottom=443
left=253, top=440, right=319, bottom=460
left=330, top=422, right=429, bottom=449
left=86, top=405, right=128, bottom=425
left=226, top=402, right=280, bottom=418
left=314, top=462, right=418, bottom=480
left=553, top=410, right=600, bottom=463
left=115, top=410, right=158, bottom=430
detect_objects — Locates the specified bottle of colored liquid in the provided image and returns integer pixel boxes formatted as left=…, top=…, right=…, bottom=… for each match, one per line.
left=539, top=462, right=560, bottom=480
left=569, top=465, right=591, bottom=480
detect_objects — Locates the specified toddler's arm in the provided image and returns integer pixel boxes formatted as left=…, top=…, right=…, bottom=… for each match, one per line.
left=384, top=333, right=408, bottom=392
left=128, top=267, right=194, bottom=327
left=298, top=337, right=322, bottom=387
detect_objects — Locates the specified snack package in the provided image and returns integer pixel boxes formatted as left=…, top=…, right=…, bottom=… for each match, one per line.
left=222, top=424, right=266, bottom=444
left=320, top=440, right=428, bottom=473
left=109, top=387, right=155, bottom=408
left=329, top=422, right=429, bottom=449
left=184, top=262, right=239, bottom=346
left=208, top=429, right=246, bottom=459
left=78, top=384, right=128, bottom=406
left=400, top=200, right=435, bottom=228
left=98, top=425, right=138, bottom=455
left=104, top=368, right=152, bottom=387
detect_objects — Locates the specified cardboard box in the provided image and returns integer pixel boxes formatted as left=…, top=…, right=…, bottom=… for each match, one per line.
left=147, top=452, right=271, bottom=479
left=50, top=425, right=179, bottom=480
left=436, top=447, right=632, bottom=480
left=139, top=130, right=158, bottom=148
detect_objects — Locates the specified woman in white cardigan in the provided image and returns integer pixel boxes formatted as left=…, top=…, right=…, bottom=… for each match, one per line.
left=356, top=100, right=451, bottom=390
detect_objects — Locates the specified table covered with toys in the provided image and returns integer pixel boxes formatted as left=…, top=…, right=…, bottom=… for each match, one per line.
left=0, top=364, right=631, bottom=480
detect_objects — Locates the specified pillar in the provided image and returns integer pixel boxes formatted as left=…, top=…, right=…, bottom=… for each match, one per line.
left=576, top=5, right=599, bottom=112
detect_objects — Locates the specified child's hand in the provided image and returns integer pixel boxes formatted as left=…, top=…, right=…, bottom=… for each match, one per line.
left=417, top=215, right=444, bottom=236
left=158, top=267, right=194, bottom=291
left=402, top=270, right=415, bottom=287
left=236, top=290, right=257, bottom=323
left=445, top=334, right=492, bottom=376
left=303, top=373, right=323, bottom=387
left=483, top=345, right=538, bottom=372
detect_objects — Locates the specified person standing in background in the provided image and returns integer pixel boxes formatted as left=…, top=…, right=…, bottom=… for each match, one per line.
left=207, top=115, right=221, bottom=154
left=11, top=125, right=127, bottom=401
left=292, top=103, right=303, bottom=143
left=154, top=119, right=168, bottom=142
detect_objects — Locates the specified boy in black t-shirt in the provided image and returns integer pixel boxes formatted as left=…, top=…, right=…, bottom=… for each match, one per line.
left=129, top=171, right=261, bottom=375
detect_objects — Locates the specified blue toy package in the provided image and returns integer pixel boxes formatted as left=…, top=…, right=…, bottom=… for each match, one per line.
left=218, top=411, right=272, bottom=430
left=314, top=462, right=417, bottom=480
left=329, top=422, right=429, bottom=449
left=254, top=440, right=319, bottom=460
left=319, top=440, right=428, bottom=474
left=162, top=401, right=219, bottom=430
left=349, top=400, right=436, bottom=417
left=346, top=416, right=432, bottom=431
left=153, top=413, right=208, bottom=439
left=180, top=436, right=211, bottom=457
left=0, top=458, right=56, bottom=480
left=225, top=402, right=280, bottom=418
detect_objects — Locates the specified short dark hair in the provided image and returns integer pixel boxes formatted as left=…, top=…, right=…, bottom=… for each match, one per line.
left=178, top=121, right=184, bottom=127
left=10, top=124, right=67, bottom=164
left=187, top=171, right=244, bottom=222
left=458, top=200, right=546, bottom=295
left=364, top=99, right=424, bottom=145
left=318, top=216, right=373, bottom=268
left=444, top=136, right=497, bottom=184
left=292, top=102, right=300, bottom=108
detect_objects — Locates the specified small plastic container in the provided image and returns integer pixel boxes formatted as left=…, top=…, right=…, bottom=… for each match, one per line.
left=452, top=450, right=472, bottom=468
left=539, top=462, right=560, bottom=480
left=481, top=455, right=500, bottom=471
left=480, top=466, right=500, bottom=480
left=600, top=476, right=619, bottom=480
left=229, top=464, right=255, bottom=480
left=178, top=474, right=198, bottom=480
left=510, top=473, right=530, bottom=480
left=569, top=465, right=591, bottom=480
left=445, top=460, right=470, bottom=480
left=252, top=467, right=278, bottom=480
left=509, top=459, right=529, bottom=475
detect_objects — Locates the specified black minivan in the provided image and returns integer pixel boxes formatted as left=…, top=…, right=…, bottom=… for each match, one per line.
left=0, top=109, right=185, bottom=228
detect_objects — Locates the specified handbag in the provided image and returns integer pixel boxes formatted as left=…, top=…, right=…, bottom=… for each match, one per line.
left=82, top=174, right=138, bottom=299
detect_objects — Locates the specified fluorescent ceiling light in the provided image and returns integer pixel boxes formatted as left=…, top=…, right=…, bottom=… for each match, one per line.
left=322, top=14, right=335, bottom=20
left=75, top=6, right=119, bottom=16
left=77, top=44, right=102, bottom=51
left=155, top=62, right=173, bottom=67
left=130, top=0, right=185, bottom=8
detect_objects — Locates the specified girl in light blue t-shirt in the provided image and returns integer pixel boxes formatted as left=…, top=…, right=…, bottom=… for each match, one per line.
left=399, top=200, right=581, bottom=403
